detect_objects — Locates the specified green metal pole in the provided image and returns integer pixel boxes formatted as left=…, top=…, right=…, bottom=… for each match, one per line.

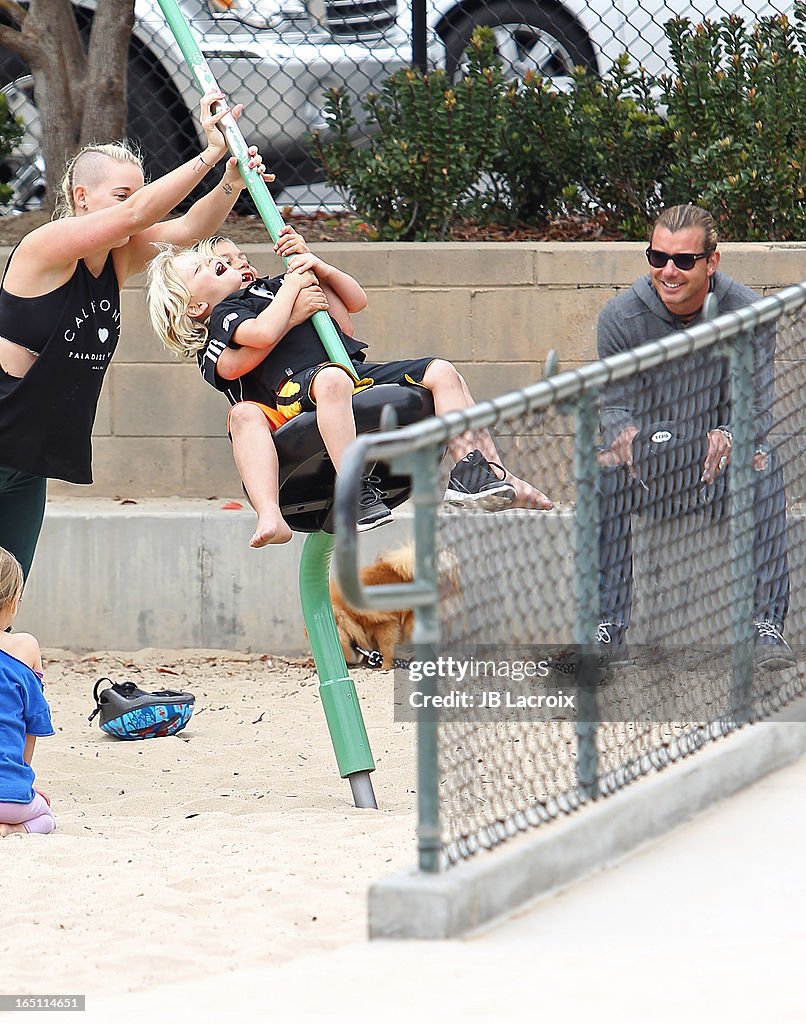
left=299, top=531, right=377, bottom=809
left=159, top=0, right=375, bottom=807
left=156, top=0, right=355, bottom=376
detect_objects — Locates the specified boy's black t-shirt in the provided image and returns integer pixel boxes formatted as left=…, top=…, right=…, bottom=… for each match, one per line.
left=198, top=275, right=367, bottom=407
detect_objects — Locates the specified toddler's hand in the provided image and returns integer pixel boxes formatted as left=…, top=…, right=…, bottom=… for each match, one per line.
left=275, top=224, right=310, bottom=259
left=286, top=252, right=323, bottom=277
left=291, top=284, right=329, bottom=322
left=284, top=265, right=318, bottom=290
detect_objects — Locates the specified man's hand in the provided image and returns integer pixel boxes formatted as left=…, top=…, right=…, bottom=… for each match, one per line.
left=597, top=425, right=639, bottom=477
left=703, top=428, right=732, bottom=484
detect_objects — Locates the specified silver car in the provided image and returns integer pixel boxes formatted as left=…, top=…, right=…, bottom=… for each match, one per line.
left=428, top=0, right=794, bottom=81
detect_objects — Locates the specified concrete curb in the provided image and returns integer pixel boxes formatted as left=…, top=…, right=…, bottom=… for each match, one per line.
left=368, top=720, right=806, bottom=938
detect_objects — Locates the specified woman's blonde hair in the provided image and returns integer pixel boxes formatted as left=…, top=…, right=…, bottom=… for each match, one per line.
left=53, top=141, right=144, bottom=220
left=0, top=546, right=24, bottom=612
left=146, top=245, right=210, bottom=358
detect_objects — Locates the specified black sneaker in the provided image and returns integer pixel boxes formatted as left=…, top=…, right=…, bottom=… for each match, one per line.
left=443, top=450, right=516, bottom=511
left=754, top=619, right=795, bottom=670
left=551, top=621, right=628, bottom=676
left=357, top=475, right=393, bottom=532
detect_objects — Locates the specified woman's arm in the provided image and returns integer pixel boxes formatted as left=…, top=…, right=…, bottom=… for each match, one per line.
left=127, top=149, right=274, bottom=274
left=5, top=93, right=235, bottom=295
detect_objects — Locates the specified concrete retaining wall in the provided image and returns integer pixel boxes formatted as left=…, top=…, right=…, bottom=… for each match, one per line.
left=17, top=500, right=806, bottom=653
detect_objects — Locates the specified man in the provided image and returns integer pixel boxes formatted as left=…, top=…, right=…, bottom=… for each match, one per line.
left=594, top=204, right=792, bottom=670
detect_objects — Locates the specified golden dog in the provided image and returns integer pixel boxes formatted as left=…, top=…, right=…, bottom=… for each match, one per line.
left=330, top=543, right=459, bottom=668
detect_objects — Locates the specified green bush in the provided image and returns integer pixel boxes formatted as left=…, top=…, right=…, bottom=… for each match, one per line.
left=564, top=57, right=671, bottom=237
left=486, top=71, right=575, bottom=224
left=661, top=6, right=806, bottom=240
left=316, top=11, right=806, bottom=242
left=313, top=30, right=504, bottom=240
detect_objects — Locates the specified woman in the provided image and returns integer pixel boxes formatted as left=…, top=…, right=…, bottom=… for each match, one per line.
left=0, top=91, right=271, bottom=578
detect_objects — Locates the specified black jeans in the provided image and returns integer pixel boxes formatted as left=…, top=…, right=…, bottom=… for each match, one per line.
left=598, top=447, right=790, bottom=632
left=0, top=464, right=47, bottom=580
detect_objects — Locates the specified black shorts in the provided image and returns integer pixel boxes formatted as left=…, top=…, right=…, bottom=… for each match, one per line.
left=275, top=356, right=436, bottom=420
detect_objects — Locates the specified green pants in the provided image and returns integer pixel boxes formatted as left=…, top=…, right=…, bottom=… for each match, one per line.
left=0, top=465, right=47, bottom=580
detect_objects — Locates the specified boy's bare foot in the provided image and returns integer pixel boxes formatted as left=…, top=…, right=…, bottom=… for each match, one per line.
left=250, top=514, right=293, bottom=548
left=507, top=474, right=554, bottom=510
left=0, top=823, right=26, bottom=837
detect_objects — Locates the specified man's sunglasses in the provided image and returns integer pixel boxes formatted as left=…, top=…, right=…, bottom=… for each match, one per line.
left=646, top=247, right=714, bottom=271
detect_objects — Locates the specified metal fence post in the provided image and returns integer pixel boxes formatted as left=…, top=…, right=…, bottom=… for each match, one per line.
left=574, top=391, right=600, bottom=800
left=409, top=446, right=442, bottom=872
left=411, top=0, right=428, bottom=72
left=729, top=329, right=756, bottom=722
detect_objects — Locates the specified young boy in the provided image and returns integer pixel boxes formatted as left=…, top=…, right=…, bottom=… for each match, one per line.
left=147, top=227, right=552, bottom=546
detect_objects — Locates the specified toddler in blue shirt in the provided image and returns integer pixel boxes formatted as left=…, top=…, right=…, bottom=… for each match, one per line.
left=0, top=546, right=55, bottom=836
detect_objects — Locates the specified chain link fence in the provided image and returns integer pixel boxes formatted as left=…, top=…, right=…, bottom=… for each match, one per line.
left=334, top=280, right=806, bottom=880
left=0, top=0, right=798, bottom=214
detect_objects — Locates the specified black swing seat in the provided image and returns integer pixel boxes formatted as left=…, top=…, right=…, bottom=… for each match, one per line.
left=273, top=383, right=435, bottom=533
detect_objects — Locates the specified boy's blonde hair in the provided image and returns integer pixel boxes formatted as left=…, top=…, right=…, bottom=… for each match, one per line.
left=0, top=546, right=24, bottom=611
left=195, top=236, right=230, bottom=259
left=53, top=141, right=144, bottom=220
left=146, top=245, right=210, bottom=358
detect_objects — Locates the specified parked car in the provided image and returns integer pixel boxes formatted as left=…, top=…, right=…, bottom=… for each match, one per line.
left=431, top=0, right=794, bottom=80
left=0, top=0, right=796, bottom=213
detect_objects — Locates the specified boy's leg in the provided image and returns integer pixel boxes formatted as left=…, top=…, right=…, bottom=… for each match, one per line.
left=309, top=366, right=392, bottom=531
left=228, top=403, right=292, bottom=547
left=421, top=360, right=553, bottom=510
left=309, top=365, right=358, bottom=470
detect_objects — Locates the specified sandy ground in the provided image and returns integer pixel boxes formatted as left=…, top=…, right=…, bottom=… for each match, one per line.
left=1, top=648, right=416, bottom=998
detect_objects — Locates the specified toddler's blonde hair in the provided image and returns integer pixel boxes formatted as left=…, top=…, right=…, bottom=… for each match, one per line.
left=195, top=236, right=231, bottom=259
left=0, top=546, right=24, bottom=611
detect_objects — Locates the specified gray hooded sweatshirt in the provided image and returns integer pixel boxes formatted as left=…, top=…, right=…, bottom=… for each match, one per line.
left=597, top=271, right=774, bottom=448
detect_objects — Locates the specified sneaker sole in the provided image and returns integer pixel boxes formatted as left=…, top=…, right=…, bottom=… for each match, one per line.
left=443, top=483, right=517, bottom=512
left=755, top=652, right=796, bottom=671
left=357, top=511, right=394, bottom=533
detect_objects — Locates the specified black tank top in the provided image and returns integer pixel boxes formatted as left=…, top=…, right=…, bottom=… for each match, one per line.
left=0, top=249, right=120, bottom=482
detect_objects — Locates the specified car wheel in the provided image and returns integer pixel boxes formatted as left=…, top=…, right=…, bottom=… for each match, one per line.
left=441, top=0, right=597, bottom=82
left=0, top=47, right=46, bottom=214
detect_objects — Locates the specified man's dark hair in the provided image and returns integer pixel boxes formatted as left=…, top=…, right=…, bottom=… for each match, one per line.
left=650, top=205, right=718, bottom=251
